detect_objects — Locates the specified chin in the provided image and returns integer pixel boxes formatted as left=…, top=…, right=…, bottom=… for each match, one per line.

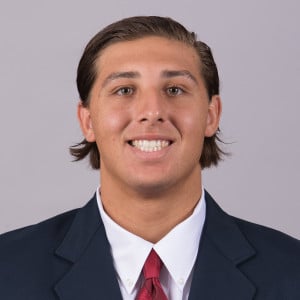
left=128, top=178, right=177, bottom=197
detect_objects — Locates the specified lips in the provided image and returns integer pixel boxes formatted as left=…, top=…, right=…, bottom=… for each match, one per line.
left=129, top=139, right=171, bottom=152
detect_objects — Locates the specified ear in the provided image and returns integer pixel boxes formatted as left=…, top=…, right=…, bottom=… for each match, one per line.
left=205, top=95, right=222, bottom=137
left=77, top=102, right=96, bottom=142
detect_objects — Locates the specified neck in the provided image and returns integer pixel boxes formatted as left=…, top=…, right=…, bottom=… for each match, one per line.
left=99, top=168, right=202, bottom=243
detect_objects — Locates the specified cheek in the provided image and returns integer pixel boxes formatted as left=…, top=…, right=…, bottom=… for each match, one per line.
left=91, top=107, right=130, bottom=139
left=177, top=109, right=207, bottom=135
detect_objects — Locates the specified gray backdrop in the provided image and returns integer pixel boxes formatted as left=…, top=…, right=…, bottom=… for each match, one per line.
left=0, top=0, right=299, bottom=238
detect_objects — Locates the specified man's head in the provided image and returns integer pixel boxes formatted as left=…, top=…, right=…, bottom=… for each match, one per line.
left=71, top=16, right=224, bottom=170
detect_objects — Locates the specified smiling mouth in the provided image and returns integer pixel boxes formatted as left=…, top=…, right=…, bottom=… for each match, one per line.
left=128, top=140, right=171, bottom=152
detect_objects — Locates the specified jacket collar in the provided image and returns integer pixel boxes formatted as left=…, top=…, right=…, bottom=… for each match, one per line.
left=54, top=194, right=122, bottom=300
left=189, top=191, right=256, bottom=299
left=53, top=191, right=257, bottom=299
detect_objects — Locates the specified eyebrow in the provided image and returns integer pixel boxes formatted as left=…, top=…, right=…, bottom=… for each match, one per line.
left=101, top=69, right=198, bottom=88
left=161, top=70, right=198, bottom=85
left=102, top=71, right=140, bottom=88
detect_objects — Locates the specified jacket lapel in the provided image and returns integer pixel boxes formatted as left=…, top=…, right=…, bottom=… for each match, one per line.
left=189, top=191, right=256, bottom=300
left=52, top=191, right=257, bottom=299
left=54, top=195, right=122, bottom=300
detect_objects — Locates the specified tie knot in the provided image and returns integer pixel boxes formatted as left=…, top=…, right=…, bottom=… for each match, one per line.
left=143, top=249, right=163, bottom=279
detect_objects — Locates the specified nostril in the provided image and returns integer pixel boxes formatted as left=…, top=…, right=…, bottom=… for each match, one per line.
left=139, top=117, right=164, bottom=123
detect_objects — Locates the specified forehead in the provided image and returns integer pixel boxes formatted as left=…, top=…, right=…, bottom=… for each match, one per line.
left=95, top=36, right=201, bottom=77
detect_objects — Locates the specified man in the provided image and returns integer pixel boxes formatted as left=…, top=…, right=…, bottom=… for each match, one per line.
left=0, top=16, right=299, bottom=300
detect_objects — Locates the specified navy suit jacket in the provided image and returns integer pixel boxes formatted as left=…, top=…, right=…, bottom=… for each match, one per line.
left=1, top=191, right=300, bottom=299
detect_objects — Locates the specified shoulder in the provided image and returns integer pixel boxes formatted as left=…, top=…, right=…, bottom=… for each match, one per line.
left=205, top=191, right=300, bottom=260
left=233, top=215, right=300, bottom=259
left=204, top=191, right=300, bottom=292
left=233, top=217, right=300, bottom=299
left=0, top=208, right=78, bottom=262
left=0, top=196, right=102, bottom=298
left=0, top=207, right=79, bottom=297
left=233, top=216, right=300, bottom=258
left=232, top=216, right=300, bottom=289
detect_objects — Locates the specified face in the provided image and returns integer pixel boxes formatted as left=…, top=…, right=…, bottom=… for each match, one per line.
left=78, top=36, right=221, bottom=196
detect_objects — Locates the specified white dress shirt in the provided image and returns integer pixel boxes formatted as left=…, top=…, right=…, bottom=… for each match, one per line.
left=96, top=187, right=206, bottom=300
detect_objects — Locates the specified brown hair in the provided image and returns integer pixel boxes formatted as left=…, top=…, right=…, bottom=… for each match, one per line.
left=70, top=16, right=225, bottom=169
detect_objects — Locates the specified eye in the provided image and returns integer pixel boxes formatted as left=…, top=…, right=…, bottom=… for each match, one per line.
left=166, top=86, right=184, bottom=96
left=116, top=87, right=134, bottom=96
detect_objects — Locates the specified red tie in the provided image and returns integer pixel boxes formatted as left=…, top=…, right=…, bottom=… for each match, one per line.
left=136, top=249, right=168, bottom=300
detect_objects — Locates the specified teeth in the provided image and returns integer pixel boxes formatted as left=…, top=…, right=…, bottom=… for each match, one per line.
left=131, top=140, right=170, bottom=152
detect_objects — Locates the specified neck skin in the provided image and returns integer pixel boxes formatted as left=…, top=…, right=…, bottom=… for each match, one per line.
left=99, top=166, right=202, bottom=244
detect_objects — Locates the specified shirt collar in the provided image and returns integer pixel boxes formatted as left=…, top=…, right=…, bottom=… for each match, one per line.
left=96, top=187, right=206, bottom=294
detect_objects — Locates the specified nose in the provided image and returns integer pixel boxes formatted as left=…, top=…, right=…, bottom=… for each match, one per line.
left=136, top=90, right=166, bottom=124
